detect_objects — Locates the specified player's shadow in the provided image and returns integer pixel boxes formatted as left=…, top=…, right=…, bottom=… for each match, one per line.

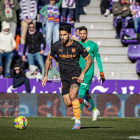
left=81, top=127, right=113, bottom=129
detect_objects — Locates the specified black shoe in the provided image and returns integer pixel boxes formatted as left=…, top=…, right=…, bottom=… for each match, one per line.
left=115, top=34, right=120, bottom=39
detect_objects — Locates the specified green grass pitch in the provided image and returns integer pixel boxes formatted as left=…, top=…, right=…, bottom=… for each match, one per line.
left=0, top=117, right=140, bottom=140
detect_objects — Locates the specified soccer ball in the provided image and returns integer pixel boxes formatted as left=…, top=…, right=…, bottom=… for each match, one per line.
left=14, top=116, right=28, bottom=130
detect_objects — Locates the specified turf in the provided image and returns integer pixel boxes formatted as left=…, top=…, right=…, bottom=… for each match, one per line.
left=0, top=117, right=140, bottom=140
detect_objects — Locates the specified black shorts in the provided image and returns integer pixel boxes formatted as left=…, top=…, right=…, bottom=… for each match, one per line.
left=61, top=70, right=81, bottom=96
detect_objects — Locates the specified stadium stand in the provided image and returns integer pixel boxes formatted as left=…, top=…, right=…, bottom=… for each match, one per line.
left=76, top=0, right=139, bottom=79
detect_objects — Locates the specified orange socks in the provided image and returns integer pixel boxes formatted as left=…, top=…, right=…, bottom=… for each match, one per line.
left=71, top=99, right=80, bottom=120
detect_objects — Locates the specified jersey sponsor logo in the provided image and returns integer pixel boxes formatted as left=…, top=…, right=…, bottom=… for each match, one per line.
left=87, top=47, right=90, bottom=51
left=59, top=54, right=76, bottom=59
left=71, top=48, right=76, bottom=53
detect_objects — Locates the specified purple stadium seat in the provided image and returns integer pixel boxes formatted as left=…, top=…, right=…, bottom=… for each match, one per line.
left=128, top=44, right=140, bottom=60
left=113, top=16, right=132, bottom=28
left=18, top=44, right=49, bottom=57
left=17, top=44, right=28, bottom=57
left=40, top=44, right=50, bottom=56
left=39, top=28, right=43, bottom=34
left=120, top=28, right=137, bottom=45
left=110, top=0, right=114, bottom=6
left=25, top=69, right=30, bottom=72
left=136, top=60, right=140, bottom=74
left=108, top=7, right=112, bottom=11
left=17, top=44, right=23, bottom=56
left=113, top=16, right=137, bottom=45
left=108, top=0, right=114, bottom=11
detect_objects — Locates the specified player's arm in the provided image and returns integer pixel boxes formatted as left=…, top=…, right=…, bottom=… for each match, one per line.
left=81, top=55, right=92, bottom=75
left=78, top=45, right=92, bottom=83
left=94, top=44, right=105, bottom=84
left=45, top=55, right=53, bottom=76
left=42, top=45, right=56, bottom=87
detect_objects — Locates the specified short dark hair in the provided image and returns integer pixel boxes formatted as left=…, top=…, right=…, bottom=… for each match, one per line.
left=59, top=25, right=71, bottom=34
left=28, top=22, right=35, bottom=27
left=79, top=26, right=87, bottom=33
left=76, top=27, right=80, bottom=31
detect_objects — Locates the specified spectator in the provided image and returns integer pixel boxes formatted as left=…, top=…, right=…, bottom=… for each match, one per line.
left=22, top=22, right=46, bottom=77
left=10, top=63, right=30, bottom=93
left=19, top=0, right=37, bottom=44
left=14, top=58, right=26, bottom=70
left=130, top=0, right=140, bottom=32
left=39, top=0, right=63, bottom=49
left=71, top=27, right=80, bottom=41
left=62, top=0, right=75, bottom=22
left=0, top=22, right=16, bottom=78
left=48, top=61, right=60, bottom=79
left=100, top=0, right=111, bottom=16
left=26, top=65, right=43, bottom=79
left=0, top=0, right=20, bottom=38
left=112, top=0, right=134, bottom=38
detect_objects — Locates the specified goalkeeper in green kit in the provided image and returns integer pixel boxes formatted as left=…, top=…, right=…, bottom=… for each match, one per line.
left=71, top=26, right=105, bottom=121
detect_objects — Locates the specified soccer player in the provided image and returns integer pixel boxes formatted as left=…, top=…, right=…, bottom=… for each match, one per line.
left=42, top=25, right=93, bottom=129
left=72, top=26, right=105, bottom=121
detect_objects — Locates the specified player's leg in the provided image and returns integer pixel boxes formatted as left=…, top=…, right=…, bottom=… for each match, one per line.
left=85, top=91, right=100, bottom=121
left=61, top=79, right=91, bottom=108
left=85, top=76, right=100, bottom=120
left=85, top=91, right=96, bottom=111
left=63, top=94, right=72, bottom=107
left=79, top=83, right=88, bottom=113
left=79, top=76, right=94, bottom=112
left=84, top=77, right=97, bottom=110
left=69, top=83, right=81, bottom=129
left=71, top=84, right=86, bottom=120
left=71, top=83, right=92, bottom=120
left=79, top=76, right=100, bottom=120
left=61, top=81, right=72, bottom=107
left=61, top=79, right=81, bottom=129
